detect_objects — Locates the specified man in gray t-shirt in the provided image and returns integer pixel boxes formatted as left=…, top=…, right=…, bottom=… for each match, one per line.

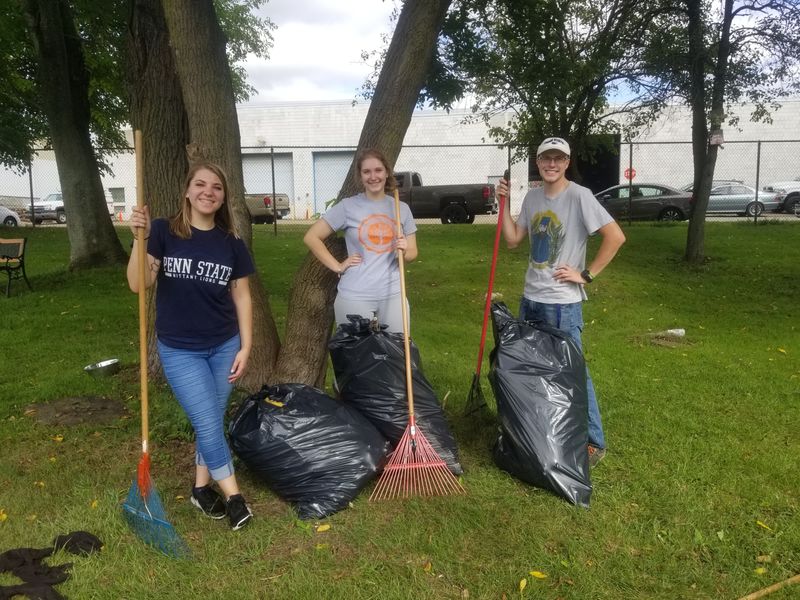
left=499, top=136, right=626, bottom=467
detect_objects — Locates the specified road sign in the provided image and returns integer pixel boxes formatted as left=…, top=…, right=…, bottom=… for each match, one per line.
left=624, top=168, right=636, bottom=180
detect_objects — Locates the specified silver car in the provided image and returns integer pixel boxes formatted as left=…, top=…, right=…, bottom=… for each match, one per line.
left=705, top=183, right=781, bottom=216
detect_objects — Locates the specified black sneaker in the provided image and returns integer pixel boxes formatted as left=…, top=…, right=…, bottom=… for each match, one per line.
left=190, top=485, right=226, bottom=519
left=226, top=494, right=253, bottom=531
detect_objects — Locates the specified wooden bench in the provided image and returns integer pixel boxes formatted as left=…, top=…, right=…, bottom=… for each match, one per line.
left=0, top=237, right=32, bottom=297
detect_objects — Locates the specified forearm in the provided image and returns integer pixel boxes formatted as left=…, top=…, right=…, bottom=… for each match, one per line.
left=232, top=279, right=253, bottom=353
left=501, top=198, right=526, bottom=248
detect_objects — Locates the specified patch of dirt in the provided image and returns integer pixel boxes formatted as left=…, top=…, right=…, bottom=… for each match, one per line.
left=24, top=396, right=129, bottom=427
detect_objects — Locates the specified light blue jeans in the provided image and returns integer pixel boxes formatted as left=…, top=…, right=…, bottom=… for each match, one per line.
left=157, top=334, right=240, bottom=481
left=519, top=298, right=606, bottom=449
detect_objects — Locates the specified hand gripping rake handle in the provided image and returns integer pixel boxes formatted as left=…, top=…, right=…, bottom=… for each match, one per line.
left=134, top=130, right=151, bottom=495
left=473, top=169, right=509, bottom=374
left=393, top=189, right=416, bottom=432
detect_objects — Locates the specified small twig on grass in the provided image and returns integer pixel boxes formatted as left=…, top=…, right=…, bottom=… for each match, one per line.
left=738, top=573, right=800, bottom=600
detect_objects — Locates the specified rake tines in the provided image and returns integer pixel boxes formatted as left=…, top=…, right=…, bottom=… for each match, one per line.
left=370, top=418, right=465, bottom=501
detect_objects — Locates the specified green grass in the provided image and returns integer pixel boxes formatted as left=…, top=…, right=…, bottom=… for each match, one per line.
left=0, top=221, right=798, bottom=599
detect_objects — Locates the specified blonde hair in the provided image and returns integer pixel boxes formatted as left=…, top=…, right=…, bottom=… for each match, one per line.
left=170, top=162, right=238, bottom=238
left=353, top=148, right=396, bottom=194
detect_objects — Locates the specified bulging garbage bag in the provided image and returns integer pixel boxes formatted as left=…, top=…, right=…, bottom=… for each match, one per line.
left=488, top=302, right=592, bottom=507
left=328, top=316, right=463, bottom=475
left=228, top=383, right=391, bottom=520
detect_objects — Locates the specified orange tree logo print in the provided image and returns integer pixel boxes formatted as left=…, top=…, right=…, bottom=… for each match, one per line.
left=358, top=214, right=396, bottom=254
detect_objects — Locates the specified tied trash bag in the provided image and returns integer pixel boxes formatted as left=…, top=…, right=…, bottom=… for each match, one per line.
left=228, top=383, right=391, bottom=519
left=488, top=302, right=592, bottom=507
left=329, top=316, right=463, bottom=475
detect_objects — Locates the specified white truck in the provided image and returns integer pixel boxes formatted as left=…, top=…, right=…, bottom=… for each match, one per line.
left=762, top=179, right=800, bottom=214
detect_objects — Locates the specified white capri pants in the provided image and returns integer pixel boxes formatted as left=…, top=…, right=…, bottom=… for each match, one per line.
left=334, top=293, right=410, bottom=333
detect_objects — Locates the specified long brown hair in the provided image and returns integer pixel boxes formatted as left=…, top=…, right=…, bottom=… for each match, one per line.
left=169, top=162, right=238, bottom=238
left=353, top=148, right=397, bottom=194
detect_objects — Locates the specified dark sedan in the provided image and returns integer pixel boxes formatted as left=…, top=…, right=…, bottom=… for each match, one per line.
left=595, top=183, right=693, bottom=221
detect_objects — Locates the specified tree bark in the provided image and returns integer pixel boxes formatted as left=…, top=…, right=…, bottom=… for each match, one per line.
left=272, top=0, right=453, bottom=385
left=126, top=0, right=190, bottom=375
left=161, top=0, right=280, bottom=391
left=21, top=0, right=128, bottom=269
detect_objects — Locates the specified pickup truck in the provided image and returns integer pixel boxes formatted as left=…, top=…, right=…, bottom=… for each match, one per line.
left=27, top=193, right=66, bottom=224
left=394, top=171, right=496, bottom=224
left=762, top=178, right=799, bottom=213
left=244, top=193, right=290, bottom=224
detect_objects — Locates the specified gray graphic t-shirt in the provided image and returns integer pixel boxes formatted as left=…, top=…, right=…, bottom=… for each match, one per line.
left=323, top=193, right=417, bottom=300
left=516, top=182, right=613, bottom=303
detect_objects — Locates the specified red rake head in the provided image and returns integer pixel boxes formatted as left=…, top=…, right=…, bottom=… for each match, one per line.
left=137, top=452, right=152, bottom=498
left=370, top=423, right=465, bottom=501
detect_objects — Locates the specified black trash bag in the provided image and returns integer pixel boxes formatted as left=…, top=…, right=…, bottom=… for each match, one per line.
left=329, top=315, right=463, bottom=475
left=488, top=302, right=592, bottom=507
left=228, top=383, right=392, bottom=520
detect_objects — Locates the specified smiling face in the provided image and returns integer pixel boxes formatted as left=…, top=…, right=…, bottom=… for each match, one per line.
left=186, top=168, right=225, bottom=217
left=536, top=151, right=570, bottom=185
left=359, top=156, right=389, bottom=199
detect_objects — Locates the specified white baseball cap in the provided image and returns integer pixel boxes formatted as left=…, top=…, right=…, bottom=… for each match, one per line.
left=537, top=137, right=571, bottom=157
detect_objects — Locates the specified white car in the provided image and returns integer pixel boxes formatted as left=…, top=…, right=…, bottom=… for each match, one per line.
left=762, top=179, right=800, bottom=213
left=0, top=205, right=21, bottom=227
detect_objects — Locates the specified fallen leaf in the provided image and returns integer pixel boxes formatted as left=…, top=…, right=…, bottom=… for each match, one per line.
left=90, top=499, right=98, bottom=509
left=314, top=543, right=329, bottom=551
left=315, top=523, right=331, bottom=533
left=0, top=509, right=7, bottom=522
left=756, top=555, right=772, bottom=563
left=423, top=561, right=432, bottom=573
left=51, top=435, right=64, bottom=443
left=175, top=495, right=185, bottom=501
left=754, top=567, right=767, bottom=575
left=716, top=530, right=725, bottom=541
left=519, top=578, right=527, bottom=592
left=49, top=456, right=56, bottom=463
left=529, top=571, right=548, bottom=579
left=777, top=348, right=787, bottom=354
left=26, top=514, right=37, bottom=521
left=756, top=520, right=773, bottom=532
left=33, top=481, right=45, bottom=488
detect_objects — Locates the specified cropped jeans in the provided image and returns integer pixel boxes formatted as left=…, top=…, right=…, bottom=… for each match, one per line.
left=157, top=334, right=240, bottom=481
left=518, top=298, right=606, bottom=450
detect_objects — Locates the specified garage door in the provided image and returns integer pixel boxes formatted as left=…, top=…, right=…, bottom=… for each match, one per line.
left=313, top=151, right=354, bottom=213
left=242, top=152, right=294, bottom=202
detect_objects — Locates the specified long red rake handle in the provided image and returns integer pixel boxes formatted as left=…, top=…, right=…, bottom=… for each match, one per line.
left=472, top=171, right=508, bottom=376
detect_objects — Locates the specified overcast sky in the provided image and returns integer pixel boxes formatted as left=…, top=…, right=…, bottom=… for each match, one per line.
left=242, top=0, right=398, bottom=104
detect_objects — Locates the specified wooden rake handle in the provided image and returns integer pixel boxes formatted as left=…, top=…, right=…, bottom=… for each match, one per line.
left=393, top=189, right=415, bottom=420
left=134, top=130, right=149, bottom=455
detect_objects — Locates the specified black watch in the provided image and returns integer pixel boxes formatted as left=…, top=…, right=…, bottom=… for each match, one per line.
left=581, top=269, right=594, bottom=283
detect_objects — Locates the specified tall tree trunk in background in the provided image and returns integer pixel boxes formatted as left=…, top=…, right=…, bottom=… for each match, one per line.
left=272, top=0, right=452, bottom=386
left=21, top=0, right=127, bottom=269
left=127, top=0, right=190, bottom=374
left=161, top=0, right=280, bottom=391
left=685, top=0, right=733, bottom=264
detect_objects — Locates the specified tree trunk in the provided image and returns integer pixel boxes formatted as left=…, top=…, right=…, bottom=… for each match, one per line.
left=127, top=0, right=190, bottom=375
left=21, top=0, right=128, bottom=269
left=272, top=0, right=453, bottom=386
left=161, top=0, right=280, bottom=391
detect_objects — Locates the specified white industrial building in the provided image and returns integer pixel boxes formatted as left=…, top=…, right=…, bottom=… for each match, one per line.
left=2, top=98, right=799, bottom=219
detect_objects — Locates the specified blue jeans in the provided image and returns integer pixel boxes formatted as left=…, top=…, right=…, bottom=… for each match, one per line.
left=157, top=334, right=240, bottom=481
left=519, top=298, right=606, bottom=449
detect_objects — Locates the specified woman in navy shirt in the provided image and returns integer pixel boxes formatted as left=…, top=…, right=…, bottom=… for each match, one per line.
left=127, top=162, right=255, bottom=531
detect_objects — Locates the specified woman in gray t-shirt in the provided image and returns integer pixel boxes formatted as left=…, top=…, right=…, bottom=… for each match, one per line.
left=304, top=148, right=418, bottom=332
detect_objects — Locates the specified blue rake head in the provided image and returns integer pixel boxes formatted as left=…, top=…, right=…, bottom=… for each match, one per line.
left=122, top=476, right=190, bottom=559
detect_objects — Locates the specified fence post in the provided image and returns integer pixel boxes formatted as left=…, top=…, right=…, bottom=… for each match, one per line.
left=754, top=140, right=761, bottom=224
left=627, top=139, right=633, bottom=225
left=27, top=154, right=35, bottom=228
left=270, top=146, right=278, bottom=236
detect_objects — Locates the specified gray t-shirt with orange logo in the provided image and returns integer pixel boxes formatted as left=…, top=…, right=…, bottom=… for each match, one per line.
left=323, top=193, right=417, bottom=300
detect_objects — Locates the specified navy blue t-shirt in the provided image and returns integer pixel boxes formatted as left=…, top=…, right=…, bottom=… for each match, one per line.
left=147, top=218, right=255, bottom=349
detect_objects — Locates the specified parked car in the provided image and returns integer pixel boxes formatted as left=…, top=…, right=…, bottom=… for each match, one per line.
left=761, top=178, right=800, bottom=213
left=681, top=179, right=744, bottom=192
left=595, top=183, right=692, bottom=221
left=703, top=183, right=781, bottom=216
left=25, top=193, right=66, bottom=224
left=394, top=171, right=496, bottom=224
left=244, top=193, right=290, bottom=224
left=0, top=205, right=21, bottom=227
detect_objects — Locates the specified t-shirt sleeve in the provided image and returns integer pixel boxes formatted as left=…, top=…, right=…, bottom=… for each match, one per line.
left=231, top=238, right=255, bottom=280
left=400, top=202, right=417, bottom=235
left=147, top=218, right=167, bottom=260
left=578, top=188, right=614, bottom=235
left=322, top=200, right=347, bottom=232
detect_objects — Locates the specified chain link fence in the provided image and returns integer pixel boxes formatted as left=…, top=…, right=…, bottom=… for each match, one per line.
left=1, top=140, right=798, bottom=231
